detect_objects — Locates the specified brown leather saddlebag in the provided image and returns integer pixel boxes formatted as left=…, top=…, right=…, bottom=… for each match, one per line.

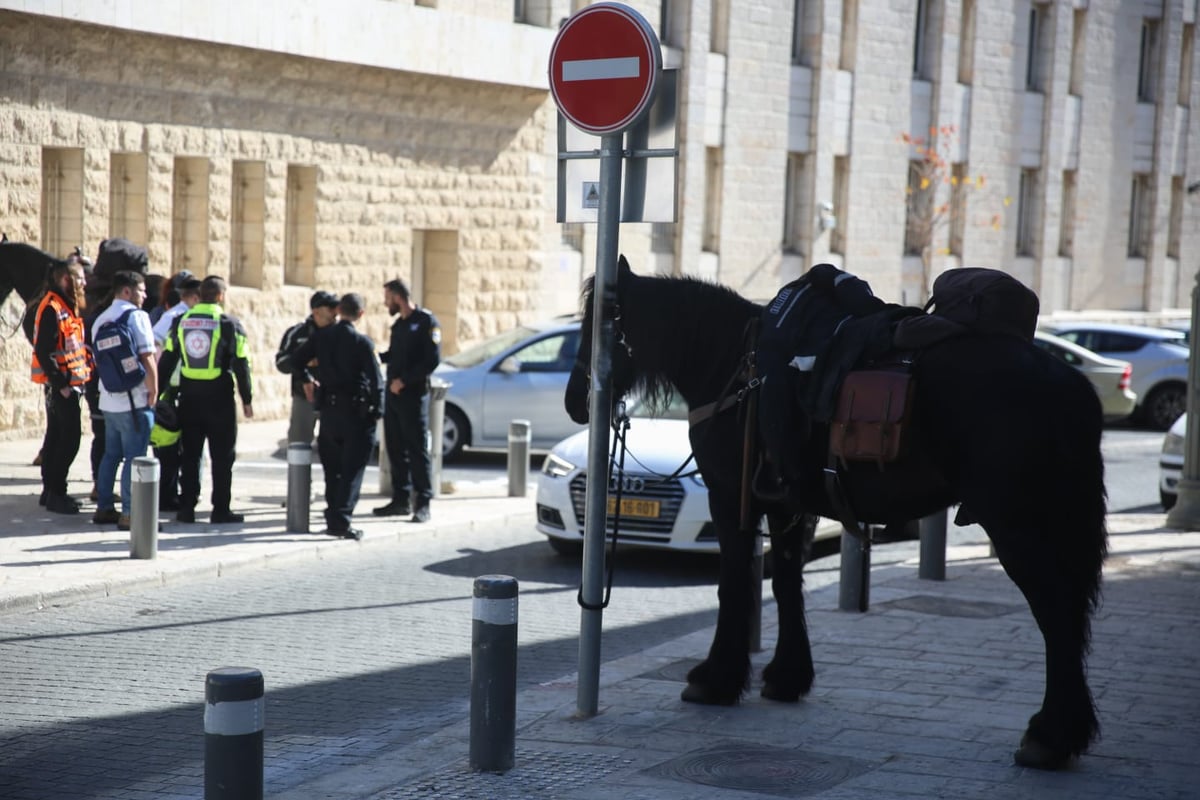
left=829, top=369, right=916, bottom=466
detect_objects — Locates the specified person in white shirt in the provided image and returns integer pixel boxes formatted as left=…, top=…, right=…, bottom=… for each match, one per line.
left=91, top=271, right=158, bottom=529
left=153, top=277, right=201, bottom=354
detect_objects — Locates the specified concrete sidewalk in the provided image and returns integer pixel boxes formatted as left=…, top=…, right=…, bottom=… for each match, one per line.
left=0, top=418, right=535, bottom=614
left=2, top=421, right=1199, bottom=798
left=267, top=512, right=1200, bottom=800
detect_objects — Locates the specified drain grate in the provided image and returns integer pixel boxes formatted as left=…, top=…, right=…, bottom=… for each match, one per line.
left=374, top=747, right=632, bottom=799
left=878, top=594, right=1022, bottom=618
left=644, top=742, right=875, bottom=798
left=636, top=657, right=701, bottom=683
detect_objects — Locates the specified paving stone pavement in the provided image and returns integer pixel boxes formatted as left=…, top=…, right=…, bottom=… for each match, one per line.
left=1, top=420, right=1199, bottom=799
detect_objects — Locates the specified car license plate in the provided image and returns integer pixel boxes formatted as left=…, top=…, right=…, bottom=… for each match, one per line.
left=606, top=497, right=661, bottom=518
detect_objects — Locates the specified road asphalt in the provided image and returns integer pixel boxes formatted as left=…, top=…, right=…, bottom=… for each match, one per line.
left=1, top=418, right=1198, bottom=799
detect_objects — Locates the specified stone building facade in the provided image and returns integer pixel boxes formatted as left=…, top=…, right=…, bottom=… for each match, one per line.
left=0, top=0, right=1196, bottom=440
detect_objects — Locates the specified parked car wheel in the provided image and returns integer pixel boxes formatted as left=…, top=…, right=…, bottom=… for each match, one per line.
left=1140, top=382, right=1186, bottom=431
left=1161, top=489, right=1177, bottom=511
left=442, top=404, right=470, bottom=461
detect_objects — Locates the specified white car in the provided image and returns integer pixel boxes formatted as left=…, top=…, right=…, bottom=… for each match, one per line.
left=1161, top=412, right=1186, bottom=510
left=535, top=408, right=723, bottom=555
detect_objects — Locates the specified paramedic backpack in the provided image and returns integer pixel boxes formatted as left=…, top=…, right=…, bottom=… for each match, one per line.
left=94, top=308, right=146, bottom=408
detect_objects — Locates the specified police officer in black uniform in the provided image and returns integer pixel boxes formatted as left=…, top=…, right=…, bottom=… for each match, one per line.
left=292, top=292, right=383, bottom=539
left=374, top=278, right=441, bottom=522
left=157, top=275, right=253, bottom=524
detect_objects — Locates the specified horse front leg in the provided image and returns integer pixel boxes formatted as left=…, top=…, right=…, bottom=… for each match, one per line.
left=683, top=487, right=755, bottom=705
left=761, top=511, right=817, bottom=702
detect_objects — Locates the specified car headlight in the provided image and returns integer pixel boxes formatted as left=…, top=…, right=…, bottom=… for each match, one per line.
left=542, top=453, right=576, bottom=478
left=1163, top=430, right=1186, bottom=457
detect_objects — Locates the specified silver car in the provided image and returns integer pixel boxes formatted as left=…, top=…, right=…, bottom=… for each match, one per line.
left=435, top=317, right=583, bottom=460
left=1049, top=323, right=1188, bottom=430
left=1032, top=330, right=1137, bottom=422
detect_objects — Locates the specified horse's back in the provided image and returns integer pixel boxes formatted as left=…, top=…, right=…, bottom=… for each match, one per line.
left=913, top=334, right=1106, bottom=532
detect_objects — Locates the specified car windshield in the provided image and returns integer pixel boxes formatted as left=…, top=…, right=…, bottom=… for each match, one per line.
left=443, top=325, right=544, bottom=368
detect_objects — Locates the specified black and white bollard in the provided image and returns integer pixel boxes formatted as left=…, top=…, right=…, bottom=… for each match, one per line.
left=286, top=443, right=311, bottom=533
left=130, top=456, right=159, bottom=559
left=838, top=528, right=871, bottom=612
left=470, top=575, right=518, bottom=773
left=507, top=420, right=531, bottom=497
left=204, top=667, right=264, bottom=800
left=919, top=508, right=948, bottom=580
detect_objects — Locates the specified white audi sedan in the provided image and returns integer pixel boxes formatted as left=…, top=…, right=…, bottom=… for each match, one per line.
left=535, top=401, right=726, bottom=555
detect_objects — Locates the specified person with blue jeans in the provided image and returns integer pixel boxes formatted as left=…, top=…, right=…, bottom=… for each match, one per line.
left=91, top=271, right=158, bottom=530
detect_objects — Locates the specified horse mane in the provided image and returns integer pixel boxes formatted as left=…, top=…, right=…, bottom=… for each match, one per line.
left=582, top=270, right=762, bottom=414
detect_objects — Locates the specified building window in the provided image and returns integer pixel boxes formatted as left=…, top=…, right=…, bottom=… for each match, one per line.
left=783, top=152, right=813, bottom=256
left=172, top=157, right=210, bottom=274
left=904, top=160, right=934, bottom=256
left=285, top=165, right=317, bottom=286
left=831, top=156, right=849, bottom=255
left=1167, top=176, right=1183, bottom=259
left=711, top=0, right=729, bottom=54
left=1068, top=9, right=1087, bottom=96
left=1025, top=3, right=1051, bottom=93
left=40, top=148, right=84, bottom=259
left=1059, top=170, right=1077, bottom=258
left=957, top=0, right=975, bottom=85
left=230, top=161, right=265, bottom=289
left=949, top=162, right=967, bottom=257
left=1179, top=24, right=1194, bottom=107
left=659, top=0, right=677, bottom=47
left=109, top=152, right=148, bottom=246
left=702, top=148, right=723, bottom=253
left=561, top=222, right=584, bottom=252
left=651, top=222, right=675, bottom=255
left=792, top=0, right=817, bottom=66
left=839, top=0, right=858, bottom=71
left=1138, top=18, right=1160, bottom=102
left=1016, top=168, right=1039, bottom=257
left=913, top=0, right=935, bottom=80
left=1127, top=173, right=1152, bottom=258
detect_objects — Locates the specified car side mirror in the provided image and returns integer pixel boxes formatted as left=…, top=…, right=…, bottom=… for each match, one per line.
left=498, top=355, right=521, bottom=375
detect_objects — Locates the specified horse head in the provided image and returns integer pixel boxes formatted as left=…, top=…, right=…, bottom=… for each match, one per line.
left=564, top=255, right=641, bottom=424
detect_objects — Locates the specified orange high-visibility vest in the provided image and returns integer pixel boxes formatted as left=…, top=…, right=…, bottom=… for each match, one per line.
left=31, top=292, right=91, bottom=386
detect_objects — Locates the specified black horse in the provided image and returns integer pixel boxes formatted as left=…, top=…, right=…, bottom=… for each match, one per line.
left=0, top=238, right=65, bottom=306
left=564, top=257, right=1107, bottom=770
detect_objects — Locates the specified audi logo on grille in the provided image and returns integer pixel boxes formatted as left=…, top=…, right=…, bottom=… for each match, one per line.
left=609, top=475, right=645, bottom=493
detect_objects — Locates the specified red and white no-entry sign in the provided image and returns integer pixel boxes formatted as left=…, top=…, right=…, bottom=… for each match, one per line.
left=549, top=3, right=661, bottom=136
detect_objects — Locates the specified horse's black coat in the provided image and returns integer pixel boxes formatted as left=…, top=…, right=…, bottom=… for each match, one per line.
left=565, top=258, right=1107, bottom=770
left=0, top=240, right=62, bottom=307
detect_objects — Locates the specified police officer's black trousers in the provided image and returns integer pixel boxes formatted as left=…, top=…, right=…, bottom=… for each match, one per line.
left=178, top=390, right=237, bottom=514
left=155, top=442, right=181, bottom=506
left=42, top=389, right=81, bottom=497
left=317, top=407, right=376, bottom=532
left=383, top=390, right=431, bottom=505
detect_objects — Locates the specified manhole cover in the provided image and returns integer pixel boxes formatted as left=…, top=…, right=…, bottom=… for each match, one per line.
left=375, top=748, right=631, bottom=799
left=644, top=743, right=874, bottom=798
left=636, top=657, right=701, bottom=683
left=878, top=594, right=1022, bottom=618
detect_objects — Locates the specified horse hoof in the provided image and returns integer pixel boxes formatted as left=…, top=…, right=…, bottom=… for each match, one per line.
left=681, top=682, right=738, bottom=706
left=1013, top=739, right=1070, bottom=770
left=760, top=682, right=801, bottom=703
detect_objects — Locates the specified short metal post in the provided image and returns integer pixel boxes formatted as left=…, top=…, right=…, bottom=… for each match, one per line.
left=429, top=378, right=450, bottom=498
left=507, top=420, right=531, bottom=497
left=204, top=667, right=264, bottom=800
left=130, top=456, right=159, bottom=559
left=470, top=575, right=518, bottom=773
left=838, top=528, right=870, bottom=612
left=286, top=443, right=311, bottom=533
left=377, top=417, right=391, bottom=497
left=919, top=508, right=948, bottom=580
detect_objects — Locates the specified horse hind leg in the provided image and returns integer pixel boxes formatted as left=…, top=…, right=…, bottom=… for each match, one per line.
left=761, top=512, right=817, bottom=703
left=979, top=511, right=1104, bottom=769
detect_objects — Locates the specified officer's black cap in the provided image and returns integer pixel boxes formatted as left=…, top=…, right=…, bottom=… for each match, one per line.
left=310, top=290, right=339, bottom=310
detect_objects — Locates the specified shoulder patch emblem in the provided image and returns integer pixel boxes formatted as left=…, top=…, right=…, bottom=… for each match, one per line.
left=430, top=326, right=442, bottom=345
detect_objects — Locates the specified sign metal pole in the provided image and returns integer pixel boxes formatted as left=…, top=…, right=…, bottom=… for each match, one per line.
left=577, top=133, right=623, bottom=716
